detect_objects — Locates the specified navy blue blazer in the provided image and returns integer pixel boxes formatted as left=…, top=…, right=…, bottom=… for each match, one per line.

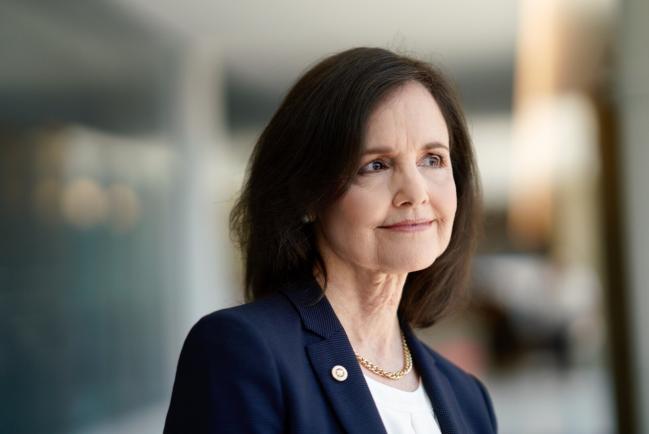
left=164, top=278, right=498, bottom=433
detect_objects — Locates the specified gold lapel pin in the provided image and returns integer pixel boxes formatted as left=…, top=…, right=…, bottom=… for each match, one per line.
left=331, top=365, right=348, bottom=382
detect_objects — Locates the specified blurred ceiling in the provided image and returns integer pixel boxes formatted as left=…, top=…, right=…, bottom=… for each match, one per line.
left=0, top=0, right=180, bottom=131
left=0, top=0, right=177, bottom=91
left=0, top=0, right=519, bottom=131
left=113, top=0, right=520, bottom=90
left=113, top=0, right=520, bottom=126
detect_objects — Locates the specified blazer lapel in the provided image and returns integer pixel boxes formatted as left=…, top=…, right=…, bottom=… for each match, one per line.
left=403, top=324, right=468, bottom=434
left=282, top=280, right=387, bottom=434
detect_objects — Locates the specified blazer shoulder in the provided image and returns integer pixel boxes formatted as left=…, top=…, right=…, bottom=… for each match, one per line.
left=190, top=291, right=303, bottom=348
left=421, top=343, right=476, bottom=382
left=165, top=295, right=290, bottom=433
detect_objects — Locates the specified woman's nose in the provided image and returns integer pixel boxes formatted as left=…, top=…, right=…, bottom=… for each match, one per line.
left=392, top=167, right=429, bottom=207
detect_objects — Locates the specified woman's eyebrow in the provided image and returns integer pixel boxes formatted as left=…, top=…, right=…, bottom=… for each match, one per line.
left=361, top=146, right=394, bottom=155
left=422, top=142, right=449, bottom=151
left=362, top=142, right=448, bottom=155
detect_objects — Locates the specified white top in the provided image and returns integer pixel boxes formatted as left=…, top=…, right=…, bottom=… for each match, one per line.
left=364, top=374, right=442, bottom=434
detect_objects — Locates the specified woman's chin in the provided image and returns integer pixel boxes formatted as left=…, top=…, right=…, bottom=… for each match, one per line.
left=377, top=254, right=440, bottom=274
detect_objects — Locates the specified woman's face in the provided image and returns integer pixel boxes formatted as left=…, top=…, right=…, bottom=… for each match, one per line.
left=316, top=81, right=457, bottom=274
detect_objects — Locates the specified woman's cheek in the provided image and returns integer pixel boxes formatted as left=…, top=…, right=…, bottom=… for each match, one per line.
left=338, top=187, right=379, bottom=224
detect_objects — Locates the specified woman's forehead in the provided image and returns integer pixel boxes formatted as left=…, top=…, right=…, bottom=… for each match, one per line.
left=363, top=82, right=450, bottom=151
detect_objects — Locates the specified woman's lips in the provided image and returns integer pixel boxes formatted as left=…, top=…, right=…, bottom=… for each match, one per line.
left=379, top=220, right=434, bottom=232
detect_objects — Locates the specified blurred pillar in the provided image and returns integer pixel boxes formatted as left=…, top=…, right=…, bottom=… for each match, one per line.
left=618, top=0, right=649, bottom=432
left=510, top=0, right=613, bottom=256
left=509, top=0, right=561, bottom=249
left=169, top=39, right=237, bottom=349
left=511, top=0, right=625, bottom=431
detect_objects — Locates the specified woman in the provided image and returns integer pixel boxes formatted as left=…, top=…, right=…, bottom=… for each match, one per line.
left=164, top=47, right=497, bottom=433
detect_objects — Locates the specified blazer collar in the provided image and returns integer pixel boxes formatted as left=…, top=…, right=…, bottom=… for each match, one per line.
left=281, top=277, right=387, bottom=434
left=280, top=276, right=343, bottom=339
left=402, top=323, right=468, bottom=434
left=281, top=277, right=465, bottom=434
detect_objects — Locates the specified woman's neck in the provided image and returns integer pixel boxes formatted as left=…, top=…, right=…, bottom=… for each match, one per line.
left=314, top=251, right=420, bottom=391
left=315, top=264, right=407, bottom=362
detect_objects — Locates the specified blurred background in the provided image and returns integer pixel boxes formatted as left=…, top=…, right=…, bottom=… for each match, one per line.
left=1, top=0, right=647, bottom=432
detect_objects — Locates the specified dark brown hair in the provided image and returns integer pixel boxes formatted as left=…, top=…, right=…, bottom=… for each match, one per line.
left=230, top=47, right=481, bottom=328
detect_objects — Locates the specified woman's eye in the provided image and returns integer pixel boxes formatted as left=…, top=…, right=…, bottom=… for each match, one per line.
left=422, top=154, right=443, bottom=167
left=359, top=160, right=388, bottom=174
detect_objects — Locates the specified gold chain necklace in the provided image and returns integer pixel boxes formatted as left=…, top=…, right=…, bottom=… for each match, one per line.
left=354, top=331, right=413, bottom=380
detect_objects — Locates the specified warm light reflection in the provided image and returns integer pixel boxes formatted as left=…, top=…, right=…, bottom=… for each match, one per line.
left=61, top=178, right=109, bottom=229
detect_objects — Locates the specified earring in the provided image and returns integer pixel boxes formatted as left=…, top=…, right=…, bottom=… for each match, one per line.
left=301, top=213, right=314, bottom=224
